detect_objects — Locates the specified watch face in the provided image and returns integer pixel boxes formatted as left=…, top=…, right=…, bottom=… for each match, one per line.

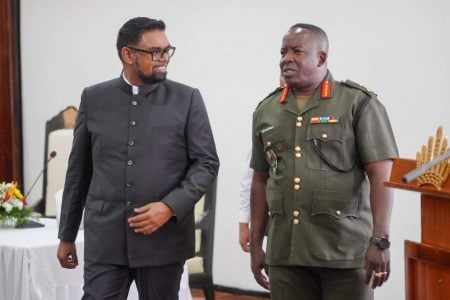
left=371, top=237, right=390, bottom=250
left=379, top=238, right=390, bottom=250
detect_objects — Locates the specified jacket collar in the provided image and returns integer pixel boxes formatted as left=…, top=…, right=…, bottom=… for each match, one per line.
left=282, top=71, right=334, bottom=115
left=119, top=72, right=161, bottom=96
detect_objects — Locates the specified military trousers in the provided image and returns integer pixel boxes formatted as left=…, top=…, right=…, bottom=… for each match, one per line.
left=269, top=265, right=373, bottom=300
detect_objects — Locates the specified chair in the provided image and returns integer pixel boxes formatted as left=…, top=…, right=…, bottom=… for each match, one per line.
left=44, top=128, right=75, bottom=216
left=35, top=106, right=78, bottom=216
left=187, top=180, right=217, bottom=300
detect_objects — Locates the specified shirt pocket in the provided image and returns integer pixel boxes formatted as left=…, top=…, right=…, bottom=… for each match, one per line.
left=259, top=126, right=286, bottom=173
left=266, top=189, right=290, bottom=260
left=308, top=190, right=366, bottom=261
left=306, top=123, right=356, bottom=171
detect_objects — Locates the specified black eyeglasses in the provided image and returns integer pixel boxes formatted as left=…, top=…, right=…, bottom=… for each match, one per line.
left=127, top=46, right=176, bottom=61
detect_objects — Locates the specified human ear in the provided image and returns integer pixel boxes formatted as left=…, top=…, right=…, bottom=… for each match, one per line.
left=121, top=47, right=134, bottom=65
left=317, top=51, right=327, bottom=67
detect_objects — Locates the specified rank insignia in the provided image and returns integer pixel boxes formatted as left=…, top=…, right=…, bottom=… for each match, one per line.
left=321, top=81, right=331, bottom=99
left=280, top=86, right=289, bottom=104
left=310, top=116, right=340, bottom=124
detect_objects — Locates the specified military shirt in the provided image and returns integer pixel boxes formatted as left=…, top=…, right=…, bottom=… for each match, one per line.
left=250, top=72, right=398, bottom=268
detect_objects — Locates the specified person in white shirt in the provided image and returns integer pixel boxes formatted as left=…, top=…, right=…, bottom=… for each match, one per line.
left=238, top=162, right=253, bottom=252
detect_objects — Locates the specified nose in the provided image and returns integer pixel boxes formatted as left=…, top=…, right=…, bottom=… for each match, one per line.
left=281, top=50, right=294, bottom=64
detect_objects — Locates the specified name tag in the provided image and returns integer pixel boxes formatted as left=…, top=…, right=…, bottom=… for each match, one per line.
left=260, top=126, right=274, bottom=134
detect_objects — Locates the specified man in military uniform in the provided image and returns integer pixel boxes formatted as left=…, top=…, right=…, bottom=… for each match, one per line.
left=250, top=23, right=398, bottom=300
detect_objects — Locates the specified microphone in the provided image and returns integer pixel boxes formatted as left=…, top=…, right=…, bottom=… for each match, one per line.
left=24, top=151, right=57, bottom=200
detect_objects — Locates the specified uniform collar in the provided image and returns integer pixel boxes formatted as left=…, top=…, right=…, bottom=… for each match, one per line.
left=282, top=71, right=334, bottom=115
left=119, top=72, right=161, bottom=96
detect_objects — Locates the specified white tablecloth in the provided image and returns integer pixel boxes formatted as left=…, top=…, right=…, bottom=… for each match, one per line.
left=0, top=218, right=192, bottom=300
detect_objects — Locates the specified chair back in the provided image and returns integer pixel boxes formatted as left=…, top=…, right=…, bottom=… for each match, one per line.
left=37, top=106, right=78, bottom=215
left=186, top=180, right=217, bottom=300
left=44, top=129, right=73, bottom=216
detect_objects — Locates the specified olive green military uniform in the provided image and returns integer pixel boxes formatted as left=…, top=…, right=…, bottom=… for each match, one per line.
left=251, top=72, right=398, bottom=299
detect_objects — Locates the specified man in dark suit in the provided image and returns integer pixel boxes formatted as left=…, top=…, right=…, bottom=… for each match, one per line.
left=57, top=17, right=219, bottom=299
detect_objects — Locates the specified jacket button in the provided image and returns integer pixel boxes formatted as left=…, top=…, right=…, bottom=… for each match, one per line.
left=296, top=122, right=302, bottom=127
left=297, top=116, right=303, bottom=122
left=336, top=210, right=342, bottom=216
left=130, top=120, right=136, bottom=126
left=293, top=219, right=299, bottom=225
left=293, top=210, right=299, bottom=217
left=266, top=141, right=271, bottom=147
left=126, top=201, right=133, bottom=207
left=131, top=100, right=138, bottom=106
left=126, top=181, right=133, bottom=187
left=295, top=153, right=302, bottom=158
left=294, top=177, right=301, bottom=183
left=128, top=140, right=135, bottom=146
left=127, top=160, right=133, bottom=166
left=322, top=133, right=328, bottom=139
left=294, top=146, right=301, bottom=152
left=294, top=184, right=300, bottom=191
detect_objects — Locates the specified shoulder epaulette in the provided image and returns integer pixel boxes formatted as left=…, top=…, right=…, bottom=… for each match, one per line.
left=264, top=86, right=283, bottom=100
left=342, top=79, right=377, bottom=96
left=255, top=86, right=283, bottom=109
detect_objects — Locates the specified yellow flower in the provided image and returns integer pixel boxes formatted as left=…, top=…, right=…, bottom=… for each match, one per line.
left=13, top=188, right=24, bottom=200
left=6, top=182, right=23, bottom=201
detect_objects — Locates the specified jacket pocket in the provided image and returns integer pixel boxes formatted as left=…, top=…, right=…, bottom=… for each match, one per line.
left=266, top=190, right=290, bottom=260
left=308, top=190, right=365, bottom=260
left=152, top=125, right=186, bottom=160
left=85, top=195, right=105, bottom=212
left=306, top=123, right=355, bottom=171
left=153, top=125, right=183, bottom=133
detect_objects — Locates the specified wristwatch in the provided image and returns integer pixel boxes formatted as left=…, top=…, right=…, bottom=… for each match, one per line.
left=370, top=236, right=390, bottom=250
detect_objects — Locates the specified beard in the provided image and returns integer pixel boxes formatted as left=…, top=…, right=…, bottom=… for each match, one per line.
left=135, top=57, right=167, bottom=84
left=137, top=69, right=167, bottom=84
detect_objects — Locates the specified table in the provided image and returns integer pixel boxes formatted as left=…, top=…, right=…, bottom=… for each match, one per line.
left=0, top=218, right=192, bottom=300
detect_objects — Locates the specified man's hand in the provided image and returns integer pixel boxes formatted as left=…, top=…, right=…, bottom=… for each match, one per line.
left=251, top=247, right=270, bottom=290
left=128, top=201, right=173, bottom=235
left=239, top=222, right=250, bottom=252
left=57, top=240, right=78, bottom=269
left=250, top=170, right=270, bottom=289
left=364, top=160, right=393, bottom=289
left=364, top=244, right=390, bottom=289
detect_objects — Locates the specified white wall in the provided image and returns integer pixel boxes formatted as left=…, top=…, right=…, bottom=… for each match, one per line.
left=20, top=0, right=450, bottom=298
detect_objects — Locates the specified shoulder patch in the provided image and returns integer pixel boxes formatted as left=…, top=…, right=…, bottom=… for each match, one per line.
left=342, top=79, right=376, bottom=96
left=255, top=86, right=283, bottom=109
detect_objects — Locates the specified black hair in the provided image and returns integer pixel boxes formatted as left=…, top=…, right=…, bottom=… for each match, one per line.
left=116, top=17, right=166, bottom=62
left=289, top=23, right=329, bottom=51
left=289, top=23, right=327, bottom=39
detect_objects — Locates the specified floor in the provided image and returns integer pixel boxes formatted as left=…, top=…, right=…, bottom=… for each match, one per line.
left=191, top=289, right=269, bottom=300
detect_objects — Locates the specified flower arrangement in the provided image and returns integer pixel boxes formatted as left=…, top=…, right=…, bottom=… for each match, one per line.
left=0, top=181, right=33, bottom=227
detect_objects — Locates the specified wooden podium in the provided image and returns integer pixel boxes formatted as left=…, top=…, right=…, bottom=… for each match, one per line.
left=386, top=158, right=450, bottom=299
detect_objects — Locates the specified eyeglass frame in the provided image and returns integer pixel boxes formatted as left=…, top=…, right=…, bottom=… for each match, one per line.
left=126, top=46, right=176, bottom=61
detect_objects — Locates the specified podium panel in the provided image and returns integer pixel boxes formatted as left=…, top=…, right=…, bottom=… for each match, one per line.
left=421, top=194, right=450, bottom=249
left=386, top=158, right=450, bottom=300
left=405, top=241, right=450, bottom=299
